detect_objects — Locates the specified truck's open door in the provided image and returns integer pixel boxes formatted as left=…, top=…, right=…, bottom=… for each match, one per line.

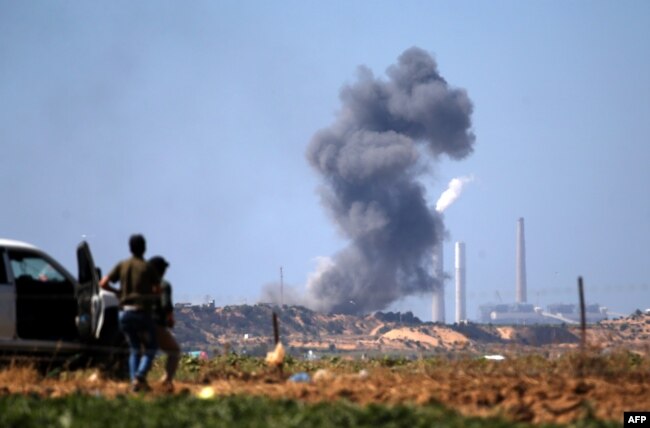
left=76, top=241, right=104, bottom=340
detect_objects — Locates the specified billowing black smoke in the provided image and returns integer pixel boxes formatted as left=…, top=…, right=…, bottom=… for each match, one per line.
left=304, top=47, right=475, bottom=315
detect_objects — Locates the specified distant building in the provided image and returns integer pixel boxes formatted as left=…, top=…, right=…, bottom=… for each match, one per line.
left=544, top=303, right=608, bottom=324
left=174, top=302, right=193, bottom=309
left=478, top=302, right=608, bottom=325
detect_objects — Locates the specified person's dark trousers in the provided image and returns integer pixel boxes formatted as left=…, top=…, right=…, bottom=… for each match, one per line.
left=118, top=310, right=158, bottom=383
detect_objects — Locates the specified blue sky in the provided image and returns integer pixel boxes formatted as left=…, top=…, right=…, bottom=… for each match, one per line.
left=2, top=1, right=649, bottom=322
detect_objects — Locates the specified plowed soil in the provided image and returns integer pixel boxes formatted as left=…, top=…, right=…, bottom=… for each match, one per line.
left=1, top=358, right=648, bottom=425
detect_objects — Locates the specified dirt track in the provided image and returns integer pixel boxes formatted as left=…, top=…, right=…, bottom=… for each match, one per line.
left=1, top=358, right=648, bottom=425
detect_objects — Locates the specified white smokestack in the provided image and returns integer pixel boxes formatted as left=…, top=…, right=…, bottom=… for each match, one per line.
left=516, top=218, right=527, bottom=303
left=455, top=241, right=466, bottom=323
left=432, top=244, right=445, bottom=323
left=433, top=175, right=473, bottom=324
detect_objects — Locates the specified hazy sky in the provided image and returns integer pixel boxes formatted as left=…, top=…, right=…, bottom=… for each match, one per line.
left=2, top=1, right=649, bottom=322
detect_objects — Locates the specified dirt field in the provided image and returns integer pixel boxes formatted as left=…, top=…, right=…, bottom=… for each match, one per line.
left=1, top=351, right=648, bottom=425
left=194, top=368, right=648, bottom=424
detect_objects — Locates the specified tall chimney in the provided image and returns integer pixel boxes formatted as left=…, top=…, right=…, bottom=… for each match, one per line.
left=455, top=241, right=466, bottom=323
left=516, top=217, right=527, bottom=303
left=432, top=243, right=445, bottom=323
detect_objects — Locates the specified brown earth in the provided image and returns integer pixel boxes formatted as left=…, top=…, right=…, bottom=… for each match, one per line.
left=2, top=351, right=649, bottom=425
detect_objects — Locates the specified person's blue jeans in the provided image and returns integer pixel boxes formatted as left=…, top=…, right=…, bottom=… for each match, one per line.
left=118, top=310, right=158, bottom=382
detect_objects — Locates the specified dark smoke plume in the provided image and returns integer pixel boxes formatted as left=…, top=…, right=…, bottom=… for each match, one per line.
left=304, top=47, right=475, bottom=315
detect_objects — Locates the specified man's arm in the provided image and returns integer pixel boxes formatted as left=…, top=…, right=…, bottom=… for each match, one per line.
left=99, top=263, right=121, bottom=295
left=99, top=275, right=120, bottom=294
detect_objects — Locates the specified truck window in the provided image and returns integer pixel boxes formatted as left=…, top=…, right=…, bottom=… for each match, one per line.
left=8, top=252, right=66, bottom=283
left=9, top=250, right=77, bottom=340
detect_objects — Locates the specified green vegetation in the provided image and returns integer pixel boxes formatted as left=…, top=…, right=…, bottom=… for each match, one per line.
left=158, top=348, right=650, bottom=383
left=0, top=394, right=617, bottom=428
left=156, top=352, right=439, bottom=383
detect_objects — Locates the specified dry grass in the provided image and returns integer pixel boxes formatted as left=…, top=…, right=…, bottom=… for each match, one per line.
left=0, top=363, right=40, bottom=387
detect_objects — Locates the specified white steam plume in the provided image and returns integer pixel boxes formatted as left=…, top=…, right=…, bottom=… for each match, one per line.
left=435, top=175, right=474, bottom=213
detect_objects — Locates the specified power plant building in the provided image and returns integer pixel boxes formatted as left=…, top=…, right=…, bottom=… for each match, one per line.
left=436, top=217, right=608, bottom=325
left=478, top=302, right=608, bottom=325
left=476, top=218, right=607, bottom=325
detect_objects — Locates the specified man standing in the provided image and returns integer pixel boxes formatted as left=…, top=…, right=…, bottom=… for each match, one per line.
left=148, top=255, right=180, bottom=393
left=99, top=234, right=159, bottom=392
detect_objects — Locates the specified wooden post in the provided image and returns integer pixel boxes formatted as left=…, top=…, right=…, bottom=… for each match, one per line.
left=272, top=312, right=283, bottom=377
left=577, top=276, right=586, bottom=378
left=578, top=276, right=586, bottom=352
left=273, top=312, right=279, bottom=344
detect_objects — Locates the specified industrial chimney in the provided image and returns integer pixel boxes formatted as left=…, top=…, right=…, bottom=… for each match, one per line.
left=432, top=244, right=445, bottom=323
left=455, top=241, right=466, bottom=323
left=516, top=218, right=527, bottom=303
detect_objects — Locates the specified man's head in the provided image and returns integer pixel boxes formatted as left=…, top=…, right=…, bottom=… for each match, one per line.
left=129, top=234, right=146, bottom=257
left=148, top=255, right=169, bottom=277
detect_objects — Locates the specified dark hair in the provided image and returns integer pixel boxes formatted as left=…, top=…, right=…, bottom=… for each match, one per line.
left=148, top=255, right=169, bottom=276
left=129, top=234, right=146, bottom=257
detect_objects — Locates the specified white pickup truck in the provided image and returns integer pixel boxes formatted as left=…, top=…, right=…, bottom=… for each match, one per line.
left=0, top=238, right=125, bottom=372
